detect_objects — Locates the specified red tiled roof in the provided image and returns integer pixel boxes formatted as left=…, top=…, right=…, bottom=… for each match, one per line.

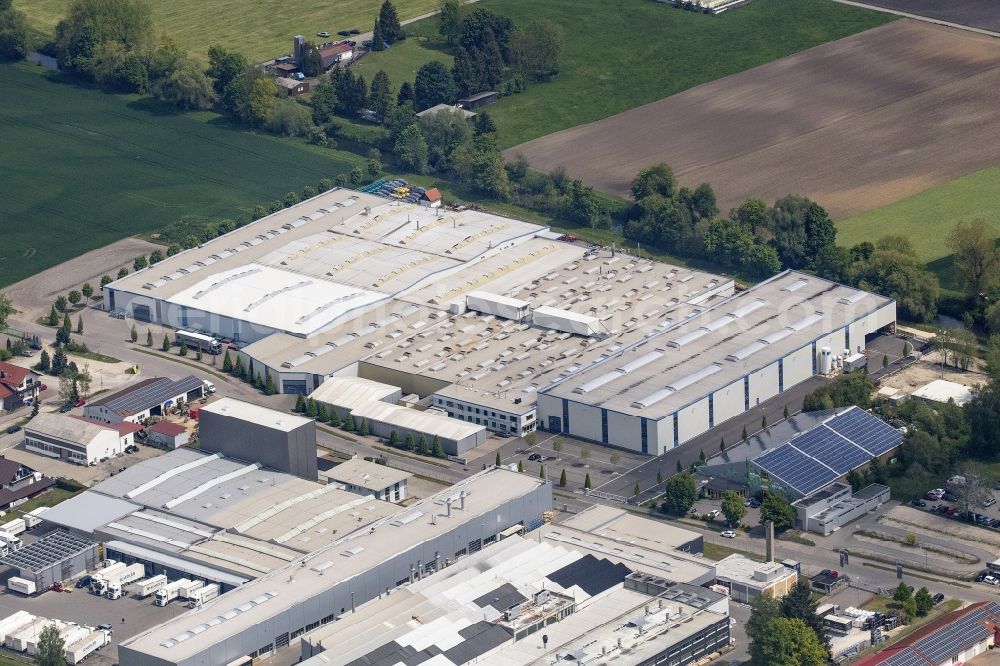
left=116, top=422, right=145, bottom=436
left=423, top=187, right=442, bottom=202
left=0, top=362, right=31, bottom=388
left=0, top=384, right=12, bottom=400
left=149, top=421, right=186, bottom=436
left=852, top=601, right=997, bottom=666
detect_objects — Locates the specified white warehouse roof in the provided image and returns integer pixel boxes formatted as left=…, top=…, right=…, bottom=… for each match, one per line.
left=911, top=379, right=974, bottom=406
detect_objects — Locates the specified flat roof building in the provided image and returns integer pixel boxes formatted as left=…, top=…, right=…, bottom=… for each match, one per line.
left=199, top=398, right=317, bottom=480
left=539, top=272, right=895, bottom=453
left=714, top=554, right=797, bottom=603
left=84, top=376, right=205, bottom=424
left=912, top=378, right=974, bottom=406
left=320, top=457, right=410, bottom=502
left=118, top=468, right=552, bottom=666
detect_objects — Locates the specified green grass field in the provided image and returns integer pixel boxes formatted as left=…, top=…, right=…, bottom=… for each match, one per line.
left=0, top=62, right=361, bottom=289
left=838, top=166, right=1000, bottom=291
left=15, top=0, right=440, bottom=61
left=356, top=0, right=895, bottom=147
left=352, top=38, right=453, bottom=92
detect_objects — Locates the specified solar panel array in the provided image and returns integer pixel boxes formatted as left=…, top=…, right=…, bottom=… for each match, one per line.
left=98, top=375, right=203, bottom=416
left=753, top=407, right=903, bottom=496
left=912, top=606, right=993, bottom=663
left=880, top=648, right=928, bottom=666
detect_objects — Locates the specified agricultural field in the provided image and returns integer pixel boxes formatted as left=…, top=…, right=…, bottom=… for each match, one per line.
left=838, top=165, right=1000, bottom=290
left=354, top=0, right=896, bottom=148
left=15, top=0, right=440, bottom=61
left=0, top=62, right=361, bottom=289
left=511, top=21, right=1000, bottom=220
left=846, top=0, right=1000, bottom=33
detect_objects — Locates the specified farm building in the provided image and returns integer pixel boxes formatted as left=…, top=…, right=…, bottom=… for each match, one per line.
left=698, top=406, right=903, bottom=500
left=198, top=398, right=317, bottom=480
left=0, top=362, right=40, bottom=414
left=319, top=456, right=410, bottom=502
left=23, top=413, right=140, bottom=465
left=537, top=272, right=896, bottom=454
left=654, top=0, right=752, bottom=14
left=420, top=187, right=442, bottom=207
left=275, top=77, right=309, bottom=96
left=852, top=601, right=1000, bottom=666
left=83, top=376, right=205, bottom=424
left=146, top=420, right=189, bottom=449
left=458, top=91, right=499, bottom=110
left=415, top=104, right=476, bottom=120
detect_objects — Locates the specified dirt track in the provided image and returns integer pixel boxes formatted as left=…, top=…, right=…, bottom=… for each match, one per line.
left=509, top=20, right=1000, bottom=219
left=847, top=0, right=1000, bottom=33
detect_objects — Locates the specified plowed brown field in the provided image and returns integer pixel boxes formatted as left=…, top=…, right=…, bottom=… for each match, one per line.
left=509, top=20, right=1000, bottom=219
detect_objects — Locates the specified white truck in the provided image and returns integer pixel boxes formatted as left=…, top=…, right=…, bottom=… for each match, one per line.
left=0, top=612, right=34, bottom=643
left=90, top=562, right=128, bottom=594
left=135, top=574, right=168, bottom=598
left=177, top=579, right=204, bottom=600
left=0, top=518, right=25, bottom=536
left=7, top=577, right=36, bottom=596
left=103, top=563, right=145, bottom=599
left=22, top=507, right=48, bottom=530
left=203, top=380, right=217, bottom=394
left=0, top=531, right=21, bottom=551
left=187, top=583, right=220, bottom=608
left=66, top=629, right=111, bottom=665
left=155, top=578, right=191, bottom=607
left=26, top=620, right=88, bottom=656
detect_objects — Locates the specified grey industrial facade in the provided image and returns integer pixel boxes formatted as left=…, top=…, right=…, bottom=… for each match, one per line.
left=118, top=469, right=552, bottom=666
left=0, top=529, right=98, bottom=590
left=198, top=399, right=318, bottom=481
left=537, top=272, right=896, bottom=453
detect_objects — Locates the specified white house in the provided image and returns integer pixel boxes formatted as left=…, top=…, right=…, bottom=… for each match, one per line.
left=24, top=413, right=140, bottom=465
left=319, top=457, right=410, bottom=502
left=0, top=362, right=40, bottom=415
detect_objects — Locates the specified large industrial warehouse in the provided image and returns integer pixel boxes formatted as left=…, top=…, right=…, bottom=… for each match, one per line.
left=103, top=189, right=895, bottom=455
left=537, top=271, right=895, bottom=452
left=117, top=467, right=552, bottom=666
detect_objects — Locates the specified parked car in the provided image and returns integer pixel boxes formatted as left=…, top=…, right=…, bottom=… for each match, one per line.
left=317, top=31, right=330, bottom=37
left=125, top=445, right=138, bottom=454
left=97, top=624, right=113, bottom=636
left=5, top=425, right=20, bottom=434
left=976, top=571, right=988, bottom=582
left=932, top=593, right=944, bottom=605
left=527, top=453, right=541, bottom=461
left=74, top=399, right=86, bottom=407
left=747, top=498, right=760, bottom=508
left=984, top=575, right=999, bottom=586
left=910, top=499, right=927, bottom=508
left=59, top=403, right=73, bottom=413
left=985, top=497, right=997, bottom=507
left=720, top=530, right=737, bottom=538
left=20, top=350, right=33, bottom=357
left=942, top=492, right=958, bottom=502
left=75, top=576, right=92, bottom=589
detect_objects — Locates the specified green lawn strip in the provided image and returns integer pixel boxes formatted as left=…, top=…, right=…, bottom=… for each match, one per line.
left=837, top=165, right=1000, bottom=291
left=18, top=0, right=441, bottom=61
left=0, top=62, right=361, bottom=288
left=372, top=445, right=450, bottom=468
left=129, top=347, right=230, bottom=382
left=355, top=0, right=895, bottom=148
left=14, top=487, right=81, bottom=515
left=65, top=349, right=121, bottom=364
left=703, top=541, right=764, bottom=562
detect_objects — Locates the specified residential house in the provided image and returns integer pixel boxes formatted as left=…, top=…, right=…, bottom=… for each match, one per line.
left=0, top=362, right=40, bottom=414
left=0, top=457, right=52, bottom=511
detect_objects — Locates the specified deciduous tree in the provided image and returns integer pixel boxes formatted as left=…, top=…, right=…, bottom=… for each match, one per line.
left=721, top=490, right=745, bottom=527
left=759, top=492, right=795, bottom=531
left=661, top=473, right=696, bottom=515
left=947, top=218, right=1000, bottom=298
left=368, top=70, right=393, bottom=123
left=439, top=0, right=461, bottom=45
left=414, top=60, right=455, bottom=111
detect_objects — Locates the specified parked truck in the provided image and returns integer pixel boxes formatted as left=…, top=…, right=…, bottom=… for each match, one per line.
left=0, top=518, right=25, bottom=536
left=66, top=629, right=111, bottom=665
left=177, top=579, right=204, bottom=600
left=25, top=620, right=84, bottom=656
left=7, top=577, right=36, bottom=596
left=0, top=612, right=34, bottom=644
left=0, top=531, right=21, bottom=553
left=22, top=507, right=48, bottom=530
left=155, top=578, right=191, bottom=607
left=103, top=563, right=145, bottom=598
left=135, top=574, right=168, bottom=598
left=187, top=583, right=220, bottom=608
left=90, top=562, right=128, bottom=594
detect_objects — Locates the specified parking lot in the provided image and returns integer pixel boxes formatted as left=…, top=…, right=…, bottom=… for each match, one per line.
left=0, top=575, right=187, bottom=665
left=1, top=438, right=166, bottom=486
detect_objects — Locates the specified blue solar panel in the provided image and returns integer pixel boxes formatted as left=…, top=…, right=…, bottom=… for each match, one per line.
left=755, top=445, right=838, bottom=495
left=913, top=608, right=990, bottom=662
left=826, top=408, right=903, bottom=457
left=880, top=648, right=927, bottom=666
left=789, top=426, right=872, bottom=475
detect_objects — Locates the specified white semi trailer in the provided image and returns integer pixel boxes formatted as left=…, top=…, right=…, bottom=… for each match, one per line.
left=66, top=630, right=111, bottom=665
left=7, top=577, right=36, bottom=595
left=187, top=583, right=220, bottom=608
left=103, top=563, right=145, bottom=598
left=134, top=574, right=168, bottom=598
left=90, top=562, right=128, bottom=594
left=7, top=618, right=49, bottom=652
left=0, top=612, right=34, bottom=643
left=155, top=578, right=191, bottom=607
